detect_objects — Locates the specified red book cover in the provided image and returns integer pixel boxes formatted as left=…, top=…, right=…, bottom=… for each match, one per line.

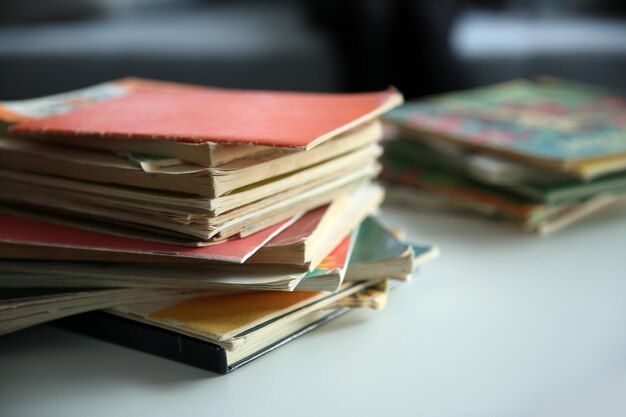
left=263, top=204, right=328, bottom=247
left=6, top=78, right=402, bottom=149
left=0, top=212, right=294, bottom=263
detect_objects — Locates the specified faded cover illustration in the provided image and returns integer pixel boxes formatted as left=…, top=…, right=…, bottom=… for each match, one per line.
left=386, top=78, right=626, bottom=161
left=2, top=78, right=400, bottom=148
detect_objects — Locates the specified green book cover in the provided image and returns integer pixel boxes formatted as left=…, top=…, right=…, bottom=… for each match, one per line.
left=382, top=146, right=545, bottom=218
left=384, top=138, right=626, bottom=205
left=510, top=171, right=626, bottom=204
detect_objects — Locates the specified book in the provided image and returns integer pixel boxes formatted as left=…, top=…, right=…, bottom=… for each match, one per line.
left=0, top=287, right=194, bottom=336
left=0, top=121, right=382, bottom=197
left=382, top=151, right=626, bottom=234
left=385, top=136, right=626, bottom=205
left=507, top=171, right=626, bottom=205
left=345, top=217, right=438, bottom=281
left=382, top=151, right=550, bottom=221
left=386, top=132, right=626, bottom=198
left=249, top=183, right=385, bottom=268
left=0, top=164, right=379, bottom=241
left=1, top=78, right=402, bottom=164
left=0, top=211, right=296, bottom=263
left=56, top=281, right=383, bottom=374
left=0, top=79, right=400, bottom=243
left=0, top=215, right=429, bottom=291
left=52, top=219, right=435, bottom=373
left=0, top=78, right=443, bottom=374
left=385, top=78, right=626, bottom=179
left=383, top=136, right=575, bottom=186
left=0, top=184, right=384, bottom=271
left=0, top=233, right=355, bottom=292
left=57, top=251, right=432, bottom=374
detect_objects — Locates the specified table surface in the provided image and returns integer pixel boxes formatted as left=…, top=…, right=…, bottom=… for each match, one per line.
left=2, top=202, right=626, bottom=417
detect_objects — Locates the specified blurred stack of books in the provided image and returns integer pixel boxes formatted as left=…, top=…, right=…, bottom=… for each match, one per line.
left=382, top=78, right=626, bottom=234
left=0, top=79, right=437, bottom=373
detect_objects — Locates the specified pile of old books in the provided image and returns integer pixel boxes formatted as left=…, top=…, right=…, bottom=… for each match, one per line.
left=381, top=78, right=626, bottom=234
left=0, top=78, right=437, bottom=373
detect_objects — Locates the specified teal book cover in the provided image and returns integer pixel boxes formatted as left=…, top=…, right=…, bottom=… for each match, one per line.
left=349, top=217, right=408, bottom=265
left=349, top=216, right=435, bottom=266
left=385, top=78, right=626, bottom=161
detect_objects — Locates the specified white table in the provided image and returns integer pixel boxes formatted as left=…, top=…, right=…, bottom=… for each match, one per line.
left=2, top=203, right=626, bottom=417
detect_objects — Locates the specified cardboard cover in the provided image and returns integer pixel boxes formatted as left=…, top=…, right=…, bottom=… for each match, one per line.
left=7, top=78, right=401, bottom=149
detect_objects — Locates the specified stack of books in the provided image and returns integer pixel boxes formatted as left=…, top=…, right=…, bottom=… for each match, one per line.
left=0, top=79, right=437, bottom=373
left=382, top=78, right=626, bottom=234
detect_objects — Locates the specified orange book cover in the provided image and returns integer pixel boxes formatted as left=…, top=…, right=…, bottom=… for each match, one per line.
left=4, top=78, right=402, bottom=149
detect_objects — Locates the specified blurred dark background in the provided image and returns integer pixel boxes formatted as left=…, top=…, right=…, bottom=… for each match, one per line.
left=1, top=0, right=625, bottom=100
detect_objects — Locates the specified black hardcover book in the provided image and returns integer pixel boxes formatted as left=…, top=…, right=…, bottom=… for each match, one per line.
left=56, top=308, right=350, bottom=374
